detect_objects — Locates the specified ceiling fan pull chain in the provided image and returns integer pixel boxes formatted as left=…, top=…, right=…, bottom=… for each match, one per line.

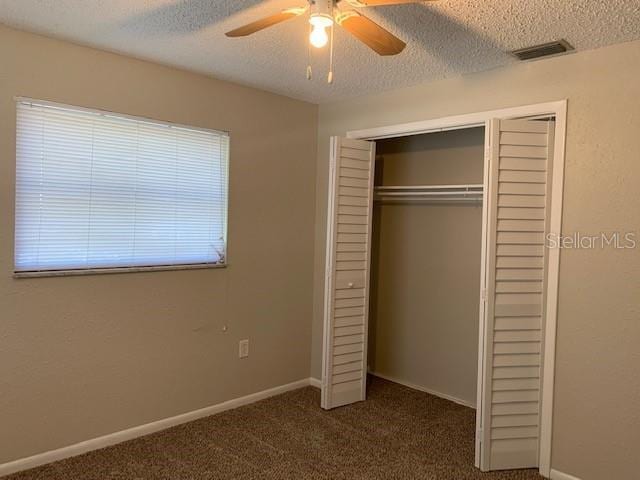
left=307, top=12, right=313, bottom=80
left=327, top=5, right=335, bottom=84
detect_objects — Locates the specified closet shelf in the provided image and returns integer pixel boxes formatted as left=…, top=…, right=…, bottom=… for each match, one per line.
left=374, top=184, right=484, bottom=203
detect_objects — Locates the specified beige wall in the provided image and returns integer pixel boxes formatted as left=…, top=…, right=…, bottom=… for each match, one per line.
left=0, top=25, right=318, bottom=464
left=312, top=41, right=640, bottom=479
left=369, top=130, right=484, bottom=406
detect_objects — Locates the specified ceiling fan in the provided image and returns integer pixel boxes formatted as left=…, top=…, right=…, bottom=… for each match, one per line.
left=225, top=0, right=429, bottom=82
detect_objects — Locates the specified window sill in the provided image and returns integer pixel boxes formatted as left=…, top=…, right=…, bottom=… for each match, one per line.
left=13, top=263, right=227, bottom=278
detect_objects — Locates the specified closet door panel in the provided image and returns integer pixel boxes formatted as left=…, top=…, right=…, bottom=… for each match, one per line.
left=322, top=136, right=375, bottom=410
left=481, top=119, right=554, bottom=471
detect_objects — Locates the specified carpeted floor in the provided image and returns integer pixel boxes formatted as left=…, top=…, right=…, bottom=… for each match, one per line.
left=4, top=376, right=543, bottom=479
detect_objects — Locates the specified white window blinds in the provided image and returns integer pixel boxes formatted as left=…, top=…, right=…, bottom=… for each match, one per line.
left=15, top=100, right=229, bottom=274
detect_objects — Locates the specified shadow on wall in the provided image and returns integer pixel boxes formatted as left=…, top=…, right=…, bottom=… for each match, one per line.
left=375, top=128, right=488, bottom=157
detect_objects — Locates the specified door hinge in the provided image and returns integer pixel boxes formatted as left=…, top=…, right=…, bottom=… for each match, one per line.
left=481, top=288, right=487, bottom=302
left=476, top=428, right=484, bottom=442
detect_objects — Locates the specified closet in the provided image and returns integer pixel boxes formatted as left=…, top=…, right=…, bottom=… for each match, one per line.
left=368, top=128, right=485, bottom=408
left=321, top=111, right=560, bottom=474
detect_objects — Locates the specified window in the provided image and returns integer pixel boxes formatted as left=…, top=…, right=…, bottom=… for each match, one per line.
left=14, top=99, right=229, bottom=275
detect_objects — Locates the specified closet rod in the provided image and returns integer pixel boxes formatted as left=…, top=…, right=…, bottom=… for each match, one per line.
left=375, top=191, right=483, bottom=197
left=376, top=199, right=482, bottom=204
left=374, top=184, right=483, bottom=203
left=374, top=184, right=483, bottom=192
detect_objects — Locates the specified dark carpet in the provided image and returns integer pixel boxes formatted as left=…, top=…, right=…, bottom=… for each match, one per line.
left=4, top=376, right=543, bottom=479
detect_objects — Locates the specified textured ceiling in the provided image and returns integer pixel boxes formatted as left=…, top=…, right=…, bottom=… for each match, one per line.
left=1, top=0, right=639, bottom=103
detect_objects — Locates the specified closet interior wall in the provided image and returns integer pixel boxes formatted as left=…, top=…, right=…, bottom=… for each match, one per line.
left=369, top=128, right=485, bottom=407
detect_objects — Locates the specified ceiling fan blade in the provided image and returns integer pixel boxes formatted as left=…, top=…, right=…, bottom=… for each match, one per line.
left=336, top=11, right=406, bottom=56
left=225, top=7, right=307, bottom=37
left=343, top=0, right=429, bottom=6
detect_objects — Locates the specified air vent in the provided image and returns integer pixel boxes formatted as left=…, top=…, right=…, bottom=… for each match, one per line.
left=511, top=40, right=574, bottom=61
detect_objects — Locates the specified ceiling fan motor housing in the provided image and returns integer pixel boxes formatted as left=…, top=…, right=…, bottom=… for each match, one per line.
left=342, top=0, right=366, bottom=6
left=311, top=0, right=335, bottom=21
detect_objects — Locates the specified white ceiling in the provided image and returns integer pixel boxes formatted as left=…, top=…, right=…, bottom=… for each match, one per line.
left=1, top=0, right=639, bottom=104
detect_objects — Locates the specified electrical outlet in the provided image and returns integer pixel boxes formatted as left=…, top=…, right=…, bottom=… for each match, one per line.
left=239, top=339, right=249, bottom=359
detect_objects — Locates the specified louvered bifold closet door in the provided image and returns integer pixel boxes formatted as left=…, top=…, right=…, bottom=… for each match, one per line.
left=321, top=137, right=375, bottom=410
left=481, top=119, right=554, bottom=470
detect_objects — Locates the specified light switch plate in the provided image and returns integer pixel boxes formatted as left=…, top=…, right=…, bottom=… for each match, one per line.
left=239, top=339, right=249, bottom=359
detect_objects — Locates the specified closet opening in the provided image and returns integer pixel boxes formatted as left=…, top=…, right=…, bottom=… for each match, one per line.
left=368, top=128, right=485, bottom=416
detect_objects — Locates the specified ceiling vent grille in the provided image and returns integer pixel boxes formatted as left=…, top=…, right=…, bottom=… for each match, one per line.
left=511, top=40, right=574, bottom=61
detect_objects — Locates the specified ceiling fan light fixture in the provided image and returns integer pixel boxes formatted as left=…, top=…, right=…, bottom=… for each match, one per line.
left=309, top=13, right=333, bottom=48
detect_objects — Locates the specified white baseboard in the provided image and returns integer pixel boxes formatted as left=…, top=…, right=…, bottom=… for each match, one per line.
left=309, top=377, right=322, bottom=389
left=550, top=469, right=582, bottom=480
left=369, top=372, right=476, bottom=409
left=0, top=377, right=315, bottom=477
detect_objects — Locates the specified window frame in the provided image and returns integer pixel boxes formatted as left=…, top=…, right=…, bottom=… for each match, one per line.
left=13, top=97, right=230, bottom=278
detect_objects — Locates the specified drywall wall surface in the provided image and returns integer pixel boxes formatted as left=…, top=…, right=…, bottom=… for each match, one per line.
left=369, top=130, right=484, bottom=406
left=312, top=40, right=640, bottom=479
left=0, top=25, right=318, bottom=464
